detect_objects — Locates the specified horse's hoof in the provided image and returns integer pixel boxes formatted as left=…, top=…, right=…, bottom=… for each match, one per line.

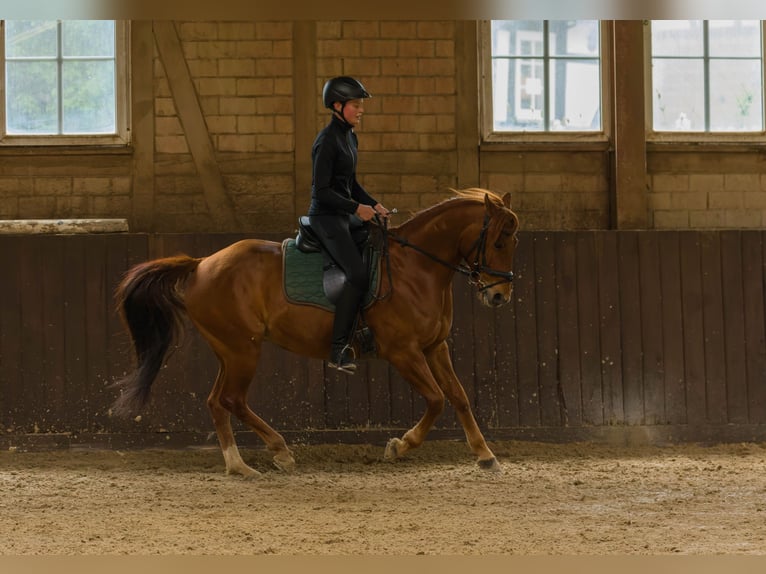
left=272, top=452, right=296, bottom=473
left=227, top=465, right=261, bottom=479
left=384, top=438, right=404, bottom=460
left=477, top=457, right=502, bottom=473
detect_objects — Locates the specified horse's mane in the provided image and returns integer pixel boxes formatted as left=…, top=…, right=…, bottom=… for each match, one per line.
left=393, top=188, right=513, bottom=233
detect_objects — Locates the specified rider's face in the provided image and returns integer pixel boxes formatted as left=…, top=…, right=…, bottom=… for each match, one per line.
left=335, top=99, right=364, bottom=127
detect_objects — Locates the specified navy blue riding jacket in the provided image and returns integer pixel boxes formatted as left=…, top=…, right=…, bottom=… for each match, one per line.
left=308, top=114, right=377, bottom=216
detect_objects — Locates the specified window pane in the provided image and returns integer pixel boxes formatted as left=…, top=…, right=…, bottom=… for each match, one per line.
left=548, top=20, right=599, bottom=57
left=5, top=20, right=57, bottom=58
left=652, top=59, right=705, bottom=131
left=549, top=58, right=601, bottom=130
left=709, top=20, right=761, bottom=57
left=709, top=60, right=763, bottom=131
left=652, top=20, right=703, bottom=57
left=62, top=61, right=116, bottom=133
left=492, top=21, right=543, bottom=57
left=62, top=20, right=115, bottom=58
left=6, top=61, right=58, bottom=134
left=492, top=58, right=544, bottom=131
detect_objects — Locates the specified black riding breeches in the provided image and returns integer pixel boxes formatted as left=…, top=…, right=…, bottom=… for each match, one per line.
left=308, top=215, right=369, bottom=349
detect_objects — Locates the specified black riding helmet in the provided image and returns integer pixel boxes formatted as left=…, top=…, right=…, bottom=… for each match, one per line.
left=322, top=76, right=371, bottom=110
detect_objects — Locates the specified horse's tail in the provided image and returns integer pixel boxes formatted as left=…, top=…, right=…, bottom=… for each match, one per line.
left=111, top=255, right=201, bottom=417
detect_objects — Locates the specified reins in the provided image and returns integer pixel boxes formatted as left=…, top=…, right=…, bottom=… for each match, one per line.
left=372, top=211, right=515, bottom=300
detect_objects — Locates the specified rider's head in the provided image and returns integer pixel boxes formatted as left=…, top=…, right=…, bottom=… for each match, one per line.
left=322, top=76, right=371, bottom=127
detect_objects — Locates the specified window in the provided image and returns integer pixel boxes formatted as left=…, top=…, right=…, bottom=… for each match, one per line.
left=482, top=20, right=605, bottom=140
left=0, top=20, right=129, bottom=145
left=649, top=20, right=764, bottom=136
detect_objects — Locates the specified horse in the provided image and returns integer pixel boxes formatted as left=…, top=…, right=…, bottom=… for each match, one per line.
left=112, top=188, right=520, bottom=477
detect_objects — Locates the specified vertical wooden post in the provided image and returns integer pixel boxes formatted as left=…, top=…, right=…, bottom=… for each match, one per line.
left=612, top=20, right=649, bottom=229
left=130, top=21, right=155, bottom=232
left=456, top=20, right=480, bottom=189
left=293, top=21, right=317, bottom=222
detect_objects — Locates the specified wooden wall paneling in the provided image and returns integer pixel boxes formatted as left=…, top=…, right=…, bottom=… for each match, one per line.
left=555, top=232, right=582, bottom=427
left=617, top=232, right=644, bottom=424
left=451, top=280, right=477, bottom=427
left=367, top=358, right=393, bottom=429
left=720, top=231, right=749, bottom=424
left=576, top=232, right=605, bottom=426
left=595, top=232, right=624, bottom=424
left=62, top=236, right=90, bottom=432
left=345, top=359, right=371, bottom=429
left=473, top=279, right=499, bottom=428
left=18, top=237, right=47, bottom=433
left=388, top=364, right=415, bottom=428
left=658, top=232, right=687, bottom=425
left=743, top=231, right=766, bottom=423
left=637, top=232, right=665, bottom=425
left=512, top=234, right=540, bottom=427
left=153, top=21, right=237, bottom=229
left=699, top=232, right=728, bottom=424
left=322, top=367, right=350, bottom=429
left=41, top=237, right=68, bottom=432
left=83, top=236, right=110, bottom=433
left=679, top=232, right=707, bottom=425
left=494, top=299, right=519, bottom=428
left=534, top=234, right=562, bottom=426
left=0, top=238, right=22, bottom=431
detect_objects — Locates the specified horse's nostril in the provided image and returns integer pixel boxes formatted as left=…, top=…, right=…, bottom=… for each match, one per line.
left=492, top=292, right=505, bottom=305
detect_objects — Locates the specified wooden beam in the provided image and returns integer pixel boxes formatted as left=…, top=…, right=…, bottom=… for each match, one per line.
left=455, top=20, right=480, bottom=189
left=130, top=20, right=155, bottom=231
left=293, top=21, right=317, bottom=222
left=153, top=21, right=237, bottom=229
left=612, top=21, right=649, bottom=229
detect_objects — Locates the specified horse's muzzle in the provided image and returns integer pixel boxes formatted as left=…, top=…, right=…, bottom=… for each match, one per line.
left=479, top=287, right=512, bottom=308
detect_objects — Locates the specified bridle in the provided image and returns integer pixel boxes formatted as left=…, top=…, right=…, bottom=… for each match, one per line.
left=375, top=212, right=515, bottom=299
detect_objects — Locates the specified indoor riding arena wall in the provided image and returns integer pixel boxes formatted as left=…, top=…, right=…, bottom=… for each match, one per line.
left=1, top=20, right=766, bottom=450
left=0, top=229, right=764, bottom=450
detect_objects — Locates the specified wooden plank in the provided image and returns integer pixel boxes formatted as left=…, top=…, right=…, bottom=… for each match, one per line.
left=638, top=232, right=665, bottom=425
left=153, top=21, right=236, bottom=229
left=367, top=358, right=392, bottom=428
left=576, top=232, right=604, bottom=426
left=720, top=231, right=748, bottom=424
left=494, top=293, right=519, bottom=428
left=699, top=232, right=727, bottom=424
left=555, top=232, right=582, bottom=427
left=293, top=21, right=316, bottom=224
left=455, top=20, right=480, bottom=188
left=0, top=237, right=22, bottom=431
left=743, top=232, right=766, bottom=423
left=658, top=232, right=687, bottom=425
left=513, top=233, right=540, bottom=427
left=41, top=238, right=69, bottom=432
left=473, top=280, right=499, bottom=428
left=595, top=232, right=624, bottom=424
left=534, top=233, right=562, bottom=426
left=617, top=232, right=643, bottom=424
left=451, top=279, right=476, bottom=426
left=679, top=233, right=707, bottom=425
left=130, top=20, right=156, bottom=231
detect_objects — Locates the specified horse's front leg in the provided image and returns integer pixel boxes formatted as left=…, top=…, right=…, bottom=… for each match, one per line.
left=383, top=349, right=445, bottom=461
left=425, top=341, right=501, bottom=472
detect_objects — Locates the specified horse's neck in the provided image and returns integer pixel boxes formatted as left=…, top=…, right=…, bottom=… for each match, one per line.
left=398, top=201, right=483, bottom=265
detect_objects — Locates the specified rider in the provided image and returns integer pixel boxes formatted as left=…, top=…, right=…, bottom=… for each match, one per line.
left=308, top=76, right=390, bottom=374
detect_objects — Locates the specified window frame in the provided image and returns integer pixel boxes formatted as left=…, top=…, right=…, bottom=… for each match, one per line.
left=645, top=19, right=766, bottom=144
left=479, top=19, right=612, bottom=146
left=0, top=19, right=131, bottom=147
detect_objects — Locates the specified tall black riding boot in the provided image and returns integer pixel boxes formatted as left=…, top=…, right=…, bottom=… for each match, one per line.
left=328, top=282, right=363, bottom=374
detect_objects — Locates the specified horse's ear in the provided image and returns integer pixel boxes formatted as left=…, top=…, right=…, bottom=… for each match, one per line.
left=502, top=192, right=512, bottom=209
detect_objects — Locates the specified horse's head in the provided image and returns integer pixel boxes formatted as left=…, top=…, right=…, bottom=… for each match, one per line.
left=466, top=191, right=519, bottom=308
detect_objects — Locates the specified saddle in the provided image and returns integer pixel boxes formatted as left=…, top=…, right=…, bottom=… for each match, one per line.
left=282, top=216, right=382, bottom=356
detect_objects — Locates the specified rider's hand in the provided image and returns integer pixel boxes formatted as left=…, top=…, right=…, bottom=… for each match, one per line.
left=373, top=203, right=391, bottom=219
left=355, top=203, right=377, bottom=221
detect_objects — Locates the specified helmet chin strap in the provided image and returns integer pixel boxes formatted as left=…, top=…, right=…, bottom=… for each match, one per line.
left=333, top=102, right=354, bottom=128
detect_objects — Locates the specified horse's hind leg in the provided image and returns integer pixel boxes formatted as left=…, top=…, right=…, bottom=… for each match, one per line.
left=207, top=348, right=295, bottom=477
left=425, top=341, right=500, bottom=472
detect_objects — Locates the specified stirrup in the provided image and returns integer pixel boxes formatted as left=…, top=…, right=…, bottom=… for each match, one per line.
left=328, top=345, right=357, bottom=374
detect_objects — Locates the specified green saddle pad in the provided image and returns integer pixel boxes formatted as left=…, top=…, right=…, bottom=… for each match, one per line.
left=282, top=238, right=381, bottom=312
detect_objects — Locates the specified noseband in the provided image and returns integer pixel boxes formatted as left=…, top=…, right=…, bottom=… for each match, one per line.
left=382, top=214, right=515, bottom=294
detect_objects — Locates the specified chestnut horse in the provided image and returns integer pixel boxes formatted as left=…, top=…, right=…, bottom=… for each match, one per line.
left=113, top=188, right=519, bottom=477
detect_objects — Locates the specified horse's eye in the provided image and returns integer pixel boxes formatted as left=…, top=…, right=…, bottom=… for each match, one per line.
left=494, top=241, right=504, bottom=250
